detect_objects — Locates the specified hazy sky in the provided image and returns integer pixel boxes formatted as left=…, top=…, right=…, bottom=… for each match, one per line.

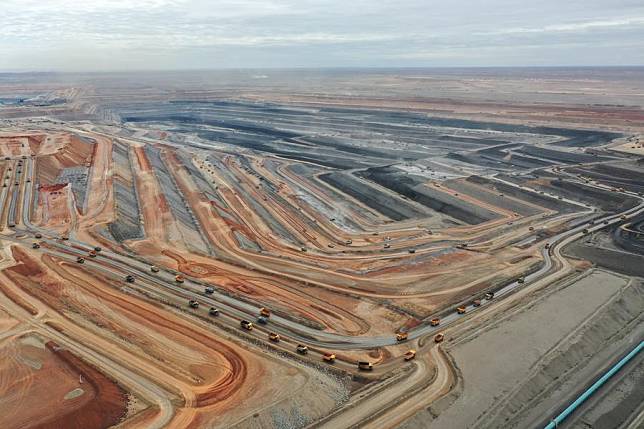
left=1, top=0, right=644, bottom=71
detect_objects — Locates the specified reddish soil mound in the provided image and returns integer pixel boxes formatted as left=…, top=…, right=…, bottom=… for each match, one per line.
left=8, top=246, right=45, bottom=277
left=32, top=342, right=128, bottom=429
left=39, top=183, right=68, bottom=192
left=35, top=134, right=94, bottom=184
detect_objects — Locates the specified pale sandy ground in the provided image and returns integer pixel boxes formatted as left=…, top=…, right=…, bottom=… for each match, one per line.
left=403, top=269, right=631, bottom=429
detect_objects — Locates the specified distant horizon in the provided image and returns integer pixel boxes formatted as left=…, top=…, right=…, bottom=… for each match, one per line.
left=3, top=65, right=644, bottom=75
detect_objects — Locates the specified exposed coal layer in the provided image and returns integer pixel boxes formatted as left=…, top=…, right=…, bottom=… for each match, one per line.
left=116, top=101, right=622, bottom=173
left=319, top=171, right=426, bottom=221
left=146, top=146, right=210, bottom=253
left=452, top=178, right=542, bottom=217
left=450, top=144, right=555, bottom=170
left=107, top=142, right=144, bottom=242
left=564, top=239, right=644, bottom=277
left=519, top=145, right=611, bottom=164
left=205, top=155, right=300, bottom=243
left=359, top=166, right=500, bottom=224
left=470, top=175, right=581, bottom=214
left=546, top=180, right=639, bottom=213
left=56, top=166, right=89, bottom=210
left=568, top=163, right=644, bottom=194
left=614, top=213, right=644, bottom=255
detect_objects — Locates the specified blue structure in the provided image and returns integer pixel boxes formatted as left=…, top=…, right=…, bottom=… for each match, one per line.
left=544, top=340, right=644, bottom=428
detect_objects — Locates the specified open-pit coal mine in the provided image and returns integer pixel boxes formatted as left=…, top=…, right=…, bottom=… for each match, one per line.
left=0, top=68, right=643, bottom=429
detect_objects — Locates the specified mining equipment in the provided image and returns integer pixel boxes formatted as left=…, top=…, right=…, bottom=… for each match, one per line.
left=345, top=239, right=352, bottom=245
left=205, top=287, right=214, bottom=294
left=404, top=350, right=417, bottom=361
left=125, top=275, right=135, bottom=283
left=209, top=308, right=220, bottom=316
left=384, top=243, right=391, bottom=249
left=358, top=361, right=373, bottom=371
left=257, top=316, right=268, bottom=325
left=241, top=320, right=253, bottom=331
left=472, top=299, right=481, bottom=307
left=545, top=243, right=550, bottom=249
left=620, top=215, right=627, bottom=220
left=485, top=292, right=495, bottom=300
left=396, top=332, right=409, bottom=341
left=32, top=243, right=40, bottom=249
left=434, top=333, right=445, bottom=343
left=323, top=353, right=336, bottom=363
left=61, top=235, right=69, bottom=241
left=150, top=266, right=160, bottom=273
left=582, top=228, right=589, bottom=234
left=457, top=306, right=466, bottom=314
left=76, top=257, right=85, bottom=264
left=260, top=307, right=271, bottom=318
left=529, top=226, right=535, bottom=231
left=517, top=277, right=525, bottom=284
left=408, top=249, right=416, bottom=254
left=430, top=318, right=440, bottom=327
left=268, top=332, right=280, bottom=342
left=189, top=300, right=199, bottom=309
left=300, top=247, right=307, bottom=252
left=175, top=275, right=185, bottom=283
left=296, top=344, right=309, bottom=355
left=88, top=250, right=97, bottom=257
left=8, top=223, right=15, bottom=228
left=94, top=246, right=102, bottom=252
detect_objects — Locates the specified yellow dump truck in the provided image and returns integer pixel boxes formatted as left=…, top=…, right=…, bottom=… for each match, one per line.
left=430, top=318, right=440, bottom=327
left=404, top=350, right=416, bottom=361
left=396, top=332, right=409, bottom=341
left=260, top=307, right=271, bottom=318
left=323, top=353, right=336, bottom=363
